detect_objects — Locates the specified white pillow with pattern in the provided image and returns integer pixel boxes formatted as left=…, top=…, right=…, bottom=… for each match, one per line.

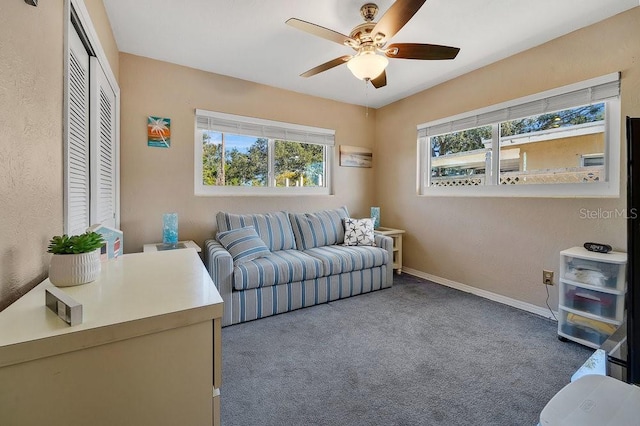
left=343, top=218, right=376, bottom=246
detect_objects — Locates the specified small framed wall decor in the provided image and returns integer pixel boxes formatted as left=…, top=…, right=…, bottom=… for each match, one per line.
left=339, top=145, right=372, bottom=168
left=147, top=116, right=171, bottom=148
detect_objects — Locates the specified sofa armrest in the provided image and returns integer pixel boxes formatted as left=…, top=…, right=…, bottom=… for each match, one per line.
left=204, top=239, right=233, bottom=326
left=375, top=234, right=394, bottom=286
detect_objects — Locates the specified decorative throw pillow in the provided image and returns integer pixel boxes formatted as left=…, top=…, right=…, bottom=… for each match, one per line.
left=216, top=226, right=271, bottom=265
left=343, top=218, right=376, bottom=246
left=289, top=206, right=349, bottom=250
left=216, top=211, right=296, bottom=251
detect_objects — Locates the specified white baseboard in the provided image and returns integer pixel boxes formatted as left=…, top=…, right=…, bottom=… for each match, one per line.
left=401, top=267, right=559, bottom=321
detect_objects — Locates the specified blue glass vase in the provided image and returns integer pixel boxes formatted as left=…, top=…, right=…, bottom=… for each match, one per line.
left=162, top=213, right=178, bottom=245
left=370, top=207, right=380, bottom=230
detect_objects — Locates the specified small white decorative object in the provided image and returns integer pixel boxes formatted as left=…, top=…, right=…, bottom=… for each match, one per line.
left=87, top=223, right=123, bottom=260
left=49, top=250, right=101, bottom=287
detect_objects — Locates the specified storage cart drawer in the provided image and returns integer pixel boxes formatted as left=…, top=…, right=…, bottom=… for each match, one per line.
left=563, top=257, right=624, bottom=290
left=560, top=310, right=616, bottom=346
left=562, top=283, right=621, bottom=319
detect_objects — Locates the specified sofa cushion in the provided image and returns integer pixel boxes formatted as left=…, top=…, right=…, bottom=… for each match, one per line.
left=343, top=217, right=376, bottom=246
left=233, top=249, right=324, bottom=291
left=216, top=211, right=296, bottom=251
left=217, top=226, right=271, bottom=265
left=304, top=245, right=389, bottom=276
left=288, top=206, right=349, bottom=250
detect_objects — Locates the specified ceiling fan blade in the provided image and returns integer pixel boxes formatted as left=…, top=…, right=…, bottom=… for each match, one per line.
left=371, top=70, right=387, bottom=89
left=286, top=18, right=355, bottom=46
left=300, top=56, right=352, bottom=78
left=386, top=43, right=460, bottom=60
left=371, top=0, right=427, bottom=43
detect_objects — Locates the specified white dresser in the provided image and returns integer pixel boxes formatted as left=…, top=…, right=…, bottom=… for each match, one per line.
left=0, top=249, right=223, bottom=426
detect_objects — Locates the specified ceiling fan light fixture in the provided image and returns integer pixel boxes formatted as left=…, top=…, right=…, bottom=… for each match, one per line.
left=347, top=51, right=388, bottom=81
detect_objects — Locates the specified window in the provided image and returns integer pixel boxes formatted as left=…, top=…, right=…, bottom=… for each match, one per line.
left=418, top=73, right=620, bottom=197
left=581, top=154, right=604, bottom=167
left=64, top=0, right=119, bottom=235
left=430, top=125, right=492, bottom=186
left=195, top=110, right=334, bottom=195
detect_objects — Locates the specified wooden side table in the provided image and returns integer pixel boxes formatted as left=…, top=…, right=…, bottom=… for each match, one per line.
left=143, top=240, right=202, bottom=253
left=374, top=227, right=405, bottom=275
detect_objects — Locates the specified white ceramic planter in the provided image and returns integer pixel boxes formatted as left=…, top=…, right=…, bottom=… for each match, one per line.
left=49, top=249, right=101, bottom=287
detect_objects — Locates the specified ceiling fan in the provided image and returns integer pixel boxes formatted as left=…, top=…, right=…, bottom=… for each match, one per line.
left=286, top=0, right=460, bottom=89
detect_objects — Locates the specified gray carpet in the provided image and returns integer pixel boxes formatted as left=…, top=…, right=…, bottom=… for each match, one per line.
left=221, top=274, right=592, bottom=425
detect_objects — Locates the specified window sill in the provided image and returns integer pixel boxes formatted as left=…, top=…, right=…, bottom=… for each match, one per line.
left=419, top=181, right=620, bottom=198
left=195, top=186, right=333, bottom=197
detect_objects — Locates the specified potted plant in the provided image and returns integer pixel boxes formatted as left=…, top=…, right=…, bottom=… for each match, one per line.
left=48, top=231, right=105, bottom=287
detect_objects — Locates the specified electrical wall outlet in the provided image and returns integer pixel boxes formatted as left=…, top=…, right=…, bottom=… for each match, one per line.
left=543, top=270, right=554, bottom=286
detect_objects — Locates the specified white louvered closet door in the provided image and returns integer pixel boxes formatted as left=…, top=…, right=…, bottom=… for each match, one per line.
left=90, top=57, right=116, bottom=228
left=65, top=26, right=90, bottom=236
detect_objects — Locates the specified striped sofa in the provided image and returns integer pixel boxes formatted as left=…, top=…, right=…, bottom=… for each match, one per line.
left=205, top=207, right=393, bottom=326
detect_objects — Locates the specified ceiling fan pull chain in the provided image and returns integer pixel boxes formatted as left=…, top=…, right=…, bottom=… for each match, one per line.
left=365, top=79, right=370, bottom=118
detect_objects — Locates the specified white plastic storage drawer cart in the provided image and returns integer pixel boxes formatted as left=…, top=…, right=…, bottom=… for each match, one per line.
left=557, top=247, right=627, bottom=349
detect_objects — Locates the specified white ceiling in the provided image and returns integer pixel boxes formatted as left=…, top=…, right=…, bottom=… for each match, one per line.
left=103, top=0, right=638, bottom=108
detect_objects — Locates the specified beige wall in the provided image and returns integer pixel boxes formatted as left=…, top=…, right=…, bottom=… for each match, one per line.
left=0, top=0, right=118, bottom=310
left=118, top=53, right=376, bottom=253
left=375, top=8, right=640, bottom=311
left=2, top=2, right=638, bottom=316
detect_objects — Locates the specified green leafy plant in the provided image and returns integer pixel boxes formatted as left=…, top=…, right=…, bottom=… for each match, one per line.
left=48, top=231, right=105, bottom=254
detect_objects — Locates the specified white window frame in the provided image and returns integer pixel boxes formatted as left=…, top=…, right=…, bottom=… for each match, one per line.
left=64, top=0, right=120, bottom=234
left=194, top=109, right=334, bottom=196
left=417, top=73, right=621, bottom=198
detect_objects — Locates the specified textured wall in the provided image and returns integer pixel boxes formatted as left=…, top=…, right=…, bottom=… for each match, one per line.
left=0, top=0, right=118, bottom=311
left=118, top=53, right=376, bottom=253
left=0, top=1, right=64, bottom=310
left=374, top=8, right=640, bottom=311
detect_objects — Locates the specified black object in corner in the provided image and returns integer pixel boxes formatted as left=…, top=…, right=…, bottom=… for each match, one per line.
left=583, top=242, right=612, bottom=253
left=626, top=116, right=640, bottom=385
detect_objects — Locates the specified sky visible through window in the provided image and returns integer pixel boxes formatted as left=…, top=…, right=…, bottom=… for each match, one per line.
left=205, top=131, right=256, bottom=152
